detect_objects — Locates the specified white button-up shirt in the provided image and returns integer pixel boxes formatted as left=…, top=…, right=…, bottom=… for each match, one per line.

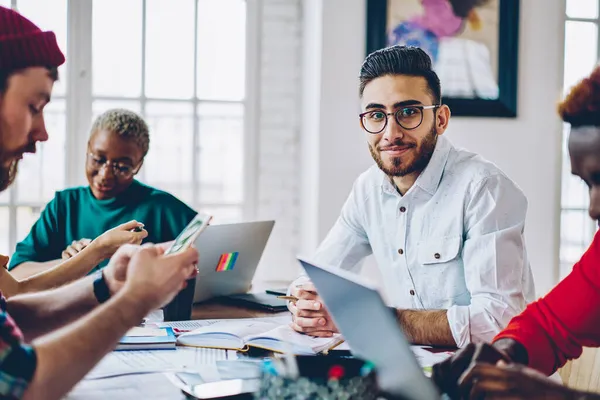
left=295, top=135, right=535, bottom=347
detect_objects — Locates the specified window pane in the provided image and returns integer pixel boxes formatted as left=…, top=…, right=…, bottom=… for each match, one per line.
left=197, top=0, right=246, bottom=101
left=0, top=207, right=9, bottom=256
left=561, top=125, right=589, bottom=209
left=560, top=172, right=588, bottom=209
left=142, top=101, right=194, bottom=203
left=567, top=0, right=599, bottom=19
left=16, top=100, right=66, bottom=203
left=560, top=210, right=595, bottom=266
left=42, top=99, right=66, bottom=200
left=0, top=188, right=9, bottom=204
left=16, top=206, right=42, bottom=247
left=198, top=206, right=243, bottom=224
left=197, top=103, right=244, bottom=204
left=16, top=0, right=67, bottom=96
left=563, top=21, right=598, bottom=94
left=92, top=100, right=142, bottom=123
left=145, top=0, right=194, bottom=99
left=93, top=0, right=142, bottom=96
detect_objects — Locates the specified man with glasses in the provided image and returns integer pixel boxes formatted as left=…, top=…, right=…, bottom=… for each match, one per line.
left=9, top=108, right=197, bottom=278
left=288, top=45, right=535, bottom=347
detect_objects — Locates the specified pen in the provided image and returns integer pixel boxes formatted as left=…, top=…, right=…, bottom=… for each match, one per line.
left=277, top=295, right=299, bottom=302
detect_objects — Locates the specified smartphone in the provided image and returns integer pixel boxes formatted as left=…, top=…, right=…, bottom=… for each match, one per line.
left=164, top=212, right=212, bottom=255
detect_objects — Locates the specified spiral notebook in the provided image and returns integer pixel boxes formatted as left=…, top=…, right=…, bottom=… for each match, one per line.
left=176, top=320, right=343, bottom=355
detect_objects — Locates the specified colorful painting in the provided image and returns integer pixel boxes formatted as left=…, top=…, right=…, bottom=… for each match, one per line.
left=366, top=0, right=520, bottom=117
left=388, top=0, right=499, bottom=99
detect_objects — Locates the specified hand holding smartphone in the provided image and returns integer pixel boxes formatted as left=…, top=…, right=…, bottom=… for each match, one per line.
left=162, top=212, right=212, bottom=322
left=164, top=212, right=212, bottom=255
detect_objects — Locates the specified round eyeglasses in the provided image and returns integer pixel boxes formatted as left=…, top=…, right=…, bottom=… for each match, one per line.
left=359, top=105, right=440, bottom=134
left=86, top=152, right=140, bottom=178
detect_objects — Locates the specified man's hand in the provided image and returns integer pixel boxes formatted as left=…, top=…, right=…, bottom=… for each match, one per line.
left=61, top=239, right=92, bottom=259
left=102, top=241, right=186, bottom=296
left=459, top=361, right=575, bottom=400
left=90, top=220, right=148, bottom=259
left=120, top=245, right=199, bottom=311
left=432, top=340, right=527, bottom=399
left=102, top=244, right=141, bottom=295
left=288, top=282, right=338, bottom=337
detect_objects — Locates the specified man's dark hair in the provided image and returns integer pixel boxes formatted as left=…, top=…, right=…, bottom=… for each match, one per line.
left=359, top=46, right=441, bottom=104
left=0, top=66, right=59, bottom=92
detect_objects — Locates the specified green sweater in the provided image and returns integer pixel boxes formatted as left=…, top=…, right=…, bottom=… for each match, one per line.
left=9, top=180, right=197, bottom=272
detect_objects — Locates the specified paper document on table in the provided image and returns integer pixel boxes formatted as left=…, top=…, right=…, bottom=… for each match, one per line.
left=125, top=327, right=168, bottom=337
left=67, top=373, right=183, bottom=400
left=155, top=315, right=293, bottom=334
left=86, top=347, right=235, bottom=380
left=411, top=346, right=453, bottom=368
left=154, top=319, right=220, bottom=332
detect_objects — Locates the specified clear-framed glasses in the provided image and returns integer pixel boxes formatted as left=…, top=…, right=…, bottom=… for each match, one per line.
left=86, top=152, right=140, bottom=178
left=359, top=105, right=440, bottom=134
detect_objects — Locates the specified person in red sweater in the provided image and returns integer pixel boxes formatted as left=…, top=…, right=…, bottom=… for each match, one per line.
left=431, top=65, right=600, bottom=400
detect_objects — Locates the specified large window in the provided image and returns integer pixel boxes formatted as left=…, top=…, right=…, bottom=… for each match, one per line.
left=559, top=0, right=600, bottom=277
left=0, top=0, right=247, bottom=255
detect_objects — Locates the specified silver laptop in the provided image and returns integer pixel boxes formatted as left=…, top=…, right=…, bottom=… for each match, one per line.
left=192, top=220, right=275, bottom=303
left=298, top=257, right=440, bottom=400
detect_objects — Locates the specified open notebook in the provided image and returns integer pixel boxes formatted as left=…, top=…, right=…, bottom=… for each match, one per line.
left=176, top=320, right=343, bottom=355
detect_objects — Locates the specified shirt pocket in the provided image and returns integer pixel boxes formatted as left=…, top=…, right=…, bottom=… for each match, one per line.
left=416, top=235, right=469, bottom=308
left=417, top=235, right=462, bottom=265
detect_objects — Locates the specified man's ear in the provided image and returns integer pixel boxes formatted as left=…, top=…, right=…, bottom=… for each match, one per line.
left=435, top=104, right=451, bottom=135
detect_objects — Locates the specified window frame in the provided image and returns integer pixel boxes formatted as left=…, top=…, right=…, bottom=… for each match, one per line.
left=1, top=0, right=258, bottom=253
left=559, top=0, right=600, bottom=277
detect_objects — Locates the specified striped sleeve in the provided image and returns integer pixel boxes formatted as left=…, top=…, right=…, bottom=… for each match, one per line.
left=0, top=295, right=37, bottom=399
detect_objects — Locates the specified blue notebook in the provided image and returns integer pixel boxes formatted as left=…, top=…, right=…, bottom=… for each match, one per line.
left=117, top=327, right=177, bottom=351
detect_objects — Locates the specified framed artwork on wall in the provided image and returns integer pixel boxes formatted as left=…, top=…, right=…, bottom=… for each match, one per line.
left=366, top=0, right=520, bottom=117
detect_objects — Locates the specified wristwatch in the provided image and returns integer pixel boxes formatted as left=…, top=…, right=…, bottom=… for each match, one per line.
left=93, top=270, right=111, bottom=303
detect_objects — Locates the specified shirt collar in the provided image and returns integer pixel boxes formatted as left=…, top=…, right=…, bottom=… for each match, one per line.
left=380, top=135, right=453, bottom=197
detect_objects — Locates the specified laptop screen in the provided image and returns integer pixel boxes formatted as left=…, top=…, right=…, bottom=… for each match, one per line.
left=298, top=257, right=440, bottom=400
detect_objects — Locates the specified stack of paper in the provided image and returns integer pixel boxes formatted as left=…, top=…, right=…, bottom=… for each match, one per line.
left=86, top=347, right=236, bottom=380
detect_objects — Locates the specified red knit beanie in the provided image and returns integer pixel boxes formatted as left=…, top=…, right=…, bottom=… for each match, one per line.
left=0, top=5, right=65, bottom=70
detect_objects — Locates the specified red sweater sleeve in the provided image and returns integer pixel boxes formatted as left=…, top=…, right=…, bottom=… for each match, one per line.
left=494, top=231, right=600, bottom=375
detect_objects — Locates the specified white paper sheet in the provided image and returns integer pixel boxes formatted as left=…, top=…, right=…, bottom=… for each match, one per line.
left=411, top=346, right=454, bottom=368
left=85, top=347, right=235, bottom=380
left=155, top=315, right=292, bottom=333
left=67, top=373, right=185, bottom=400
left=125, top=327, right=168, bottom=337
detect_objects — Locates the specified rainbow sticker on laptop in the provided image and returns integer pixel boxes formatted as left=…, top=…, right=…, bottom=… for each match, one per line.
left=215, top=252, right=239, bottom=272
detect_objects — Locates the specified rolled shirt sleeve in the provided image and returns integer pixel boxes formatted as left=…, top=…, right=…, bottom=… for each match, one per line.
left=447, top=174, right=535, bottom=347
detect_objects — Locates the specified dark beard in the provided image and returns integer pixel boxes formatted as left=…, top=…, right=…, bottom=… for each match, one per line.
left=369, top=128, right=438, bottom=177
left=0, top=158, right=18, bottom=192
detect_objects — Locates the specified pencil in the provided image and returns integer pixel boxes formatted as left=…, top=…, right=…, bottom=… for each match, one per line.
left=277, top=295, right=299, bottom=302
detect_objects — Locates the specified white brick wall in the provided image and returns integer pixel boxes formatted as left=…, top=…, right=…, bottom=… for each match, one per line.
left=252, top=0, right=303, bottom=284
